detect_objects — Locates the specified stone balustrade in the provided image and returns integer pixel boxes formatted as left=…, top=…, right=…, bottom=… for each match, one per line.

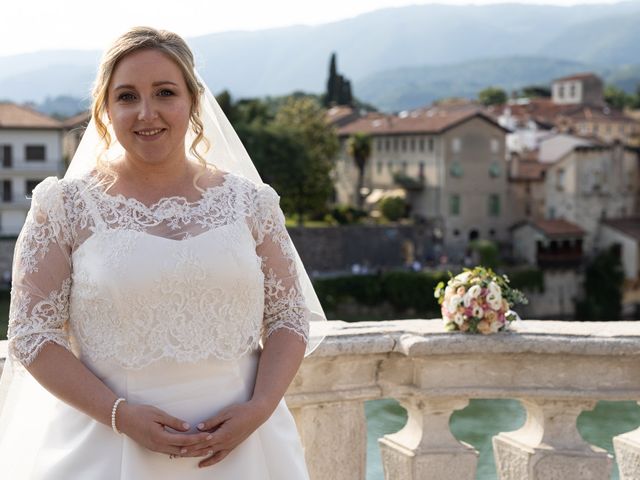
left=287, top=320, right=640, bottom=480
left=1, top=319, right=639, bottom=479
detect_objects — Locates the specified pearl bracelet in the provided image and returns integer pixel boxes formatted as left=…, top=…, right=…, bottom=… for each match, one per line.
left=111, top=397, right=126, bottom=435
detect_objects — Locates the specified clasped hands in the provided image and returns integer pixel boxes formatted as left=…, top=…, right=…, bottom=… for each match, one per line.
left=117, top=399, right=271, bottom=468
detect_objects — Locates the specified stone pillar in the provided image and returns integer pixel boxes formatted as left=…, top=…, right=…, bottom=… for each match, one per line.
left=378, top=396, right=478, bottom=480
left=613, top=402, right=640, bottom=480
left=291, top=401, right=367, bottom=480
left=493, top=398, right=612, bottom=480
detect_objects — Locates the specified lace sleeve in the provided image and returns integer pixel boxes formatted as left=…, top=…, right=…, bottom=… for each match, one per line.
left=7, top=177, right=73, bottom=367
left=252, top=183, right=310, bottom=345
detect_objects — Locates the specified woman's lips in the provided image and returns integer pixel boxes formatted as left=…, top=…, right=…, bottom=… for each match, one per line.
left=135, top=128, right=166, bottom=138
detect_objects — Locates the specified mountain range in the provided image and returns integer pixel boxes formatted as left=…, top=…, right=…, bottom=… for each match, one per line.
left=2, top=1, right=640, bottom=114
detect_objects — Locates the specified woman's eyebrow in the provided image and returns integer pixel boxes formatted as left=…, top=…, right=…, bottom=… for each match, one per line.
left=113, top=81, right=178, bottom=90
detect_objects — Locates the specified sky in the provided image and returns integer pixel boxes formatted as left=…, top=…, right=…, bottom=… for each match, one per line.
left=0, top=0, right=629, bottom=57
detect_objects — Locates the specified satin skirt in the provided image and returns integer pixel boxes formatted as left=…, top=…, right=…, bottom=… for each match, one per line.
left=0, top=350, right=309, bottom=479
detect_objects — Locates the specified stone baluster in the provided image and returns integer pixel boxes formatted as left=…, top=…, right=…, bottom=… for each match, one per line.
left=493, top=398, right=612, bottom=480
left=290, top=400, right=367, bottom=480
left=613, top=401, right=640, bottom=480
left=378, top=396, right=478, bottom=480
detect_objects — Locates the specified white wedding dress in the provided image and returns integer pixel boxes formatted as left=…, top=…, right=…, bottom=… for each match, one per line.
left=0, top=171, right=311, bottom=479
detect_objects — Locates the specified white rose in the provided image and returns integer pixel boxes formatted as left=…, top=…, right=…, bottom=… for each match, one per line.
left=472, top=304, right=484, bottom=318
left=463, top=291, right=473, bottom=307
left=486, top=293, right=502, bottom=311
left=445, top=285, right=455, bottom=297
left=488, top=282, right=502, bottom=300
left=468, top=285, right=481, bottom=299
left=447, top=294, right=462, bottom=314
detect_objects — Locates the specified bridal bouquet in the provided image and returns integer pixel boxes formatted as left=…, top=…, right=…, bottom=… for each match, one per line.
left=434, top=266, right=528, bottom=334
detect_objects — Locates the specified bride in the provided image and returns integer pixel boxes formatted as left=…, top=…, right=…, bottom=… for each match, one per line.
left=0, top=26, right=325, bottom=478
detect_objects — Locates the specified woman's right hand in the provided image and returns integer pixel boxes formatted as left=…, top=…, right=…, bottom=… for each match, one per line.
left=117, top=403, right=213, bottom=457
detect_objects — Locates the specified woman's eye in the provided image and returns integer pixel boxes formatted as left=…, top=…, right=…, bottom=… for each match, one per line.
left=117, top=93, right=136, bottom=101
left=159, top=89, right=175, bottom=97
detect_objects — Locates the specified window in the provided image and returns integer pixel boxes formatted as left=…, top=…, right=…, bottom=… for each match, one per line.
left=450, top=194, right=461, bottom=216
left=450, top=161, right=463, bottom=178
left=401, top=139, right=407, bottom=152
left=558, top=85, right=565, bottom=99
left=377, top=161, right=383, bottom=174
left=2, top=180, right=12, bottom=202
left=488, top=194, right=500, bottom=216
left=556, top=168, right=565, bottom=191
left=419, top=162, right=425, bottom=179
left=26, top=179, right=42, bottom=196
left=376, top=138, right=382, bottom=151
left=393, top=138, right=398, bottom=151
left=385, top=139, right=390, bottom=151
left=1, top=145, right=12, bottom=167
left=419, top=139, right=425, bottom=152
left=25, top=145, right=46, bottom=161
left=410, top=139, right=415, bottom=151
left=569, top=84, right=576, bottom=98
left=489, top=162, right=501, bottom=178
left=490, top=138, right=499, bottom=154
left=428, top=138, right=434, bottom=152
left=402, top=161, right=408, bottom=173
left=452, top=137, right=461, bottom=153
left=387, top=161, right=392, bottom=172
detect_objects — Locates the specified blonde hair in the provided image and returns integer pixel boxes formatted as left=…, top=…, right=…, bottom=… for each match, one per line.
left=91, top=26, right=211, bottom=187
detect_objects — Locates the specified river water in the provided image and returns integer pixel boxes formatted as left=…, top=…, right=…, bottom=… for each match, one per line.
left=365, top=398, right=640, bottom=479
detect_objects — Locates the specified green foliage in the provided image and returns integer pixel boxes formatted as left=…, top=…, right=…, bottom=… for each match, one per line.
left=519, top=85, right=551, bottom=99
left=346, top=132, right=373, bottom=209
left=379, top=196, right=407, bottom=221
left=478, top=86, right=507, bottom=106
left=575, top=245, right=624, bottom=321
left=313, top=271, right=450, bottom=318
left=604, top=84, right=635, bottom=110
left=505, top=267, right=545, bottom=293
left=329, top=205, right=368, bottom=225
left=324, top=52, right=353, bottom=107
left=393, top=172, right=424, bottom=190
left=469, top=239, right=500, bottom=270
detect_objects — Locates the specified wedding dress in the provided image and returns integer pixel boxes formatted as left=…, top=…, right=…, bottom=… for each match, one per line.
left=0, top=170, right=311, bottom=479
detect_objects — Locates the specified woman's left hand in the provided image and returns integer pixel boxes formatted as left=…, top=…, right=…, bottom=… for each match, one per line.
left=184, top=400, right=272, bottom=468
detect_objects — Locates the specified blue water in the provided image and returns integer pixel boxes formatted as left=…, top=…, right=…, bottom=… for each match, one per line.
left=365, top=399, right=640, bottom=480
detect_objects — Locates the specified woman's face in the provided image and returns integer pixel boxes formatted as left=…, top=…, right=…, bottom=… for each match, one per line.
left=106, top=48, right=192, bottom=168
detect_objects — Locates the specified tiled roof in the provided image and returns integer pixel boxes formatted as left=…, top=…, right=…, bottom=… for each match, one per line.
left=565, top=105, right=636, bottom=123
left=337, top=107, right=508, bottom=136
left=511, top=160, right=548, bottom=181
left=601, top=217, right=640, bottom=241
left=0, top=102, right=63, bottom=129
left=532, top=219, right=585, bottom=238
left=553, top=73, right=601, bottom=83
left=490, top=98, right=637, bottom=129
left=62, top=111, right=91, bottom=129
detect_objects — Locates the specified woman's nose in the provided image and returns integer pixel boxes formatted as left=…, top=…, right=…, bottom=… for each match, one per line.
left=138, top=100, right=158, bottom=121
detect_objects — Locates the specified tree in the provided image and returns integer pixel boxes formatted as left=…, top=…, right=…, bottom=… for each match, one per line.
left=520, top=85, right=551, bottom=99
left=604, top=85, right=633, bottom=110
left=478, top=87, right=507, bottom=106
left=324, top=52, right=353, bottom=107
left=272, top=98, right=339, bottom=225
left=575, top=245, right=624, bottom=320
left=347, top=133, right=372, bottom=209
left=379, top=196, right=407, bottom=221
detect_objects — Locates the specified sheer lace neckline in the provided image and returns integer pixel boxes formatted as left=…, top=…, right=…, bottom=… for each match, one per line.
left=80, top=170, right=233, bottom=212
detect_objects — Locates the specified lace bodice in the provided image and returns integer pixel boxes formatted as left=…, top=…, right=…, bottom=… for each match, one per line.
left=7, top=172, right=310, bottom=369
